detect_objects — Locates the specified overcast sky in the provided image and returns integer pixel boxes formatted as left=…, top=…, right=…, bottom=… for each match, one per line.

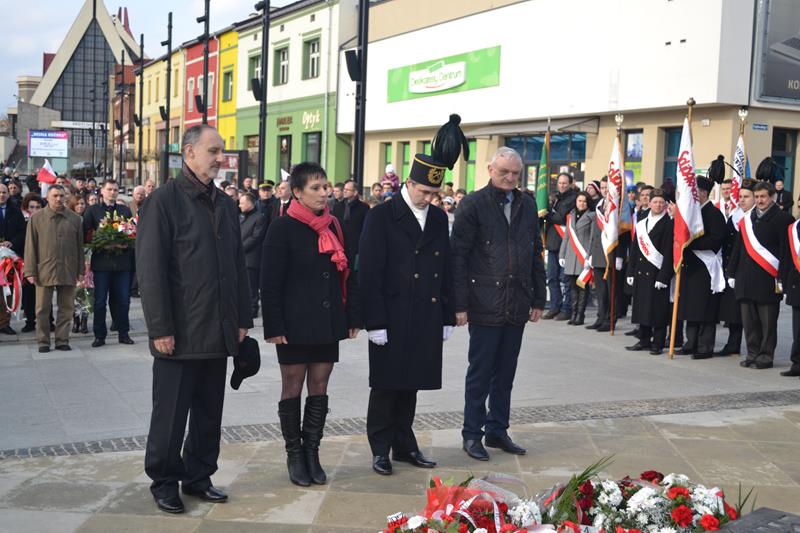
left=0, top=0, right=293, bottom=113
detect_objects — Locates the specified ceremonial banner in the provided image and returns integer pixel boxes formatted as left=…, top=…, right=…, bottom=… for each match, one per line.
left=789, top=220, right=800, bottom=274
left=602, top=137, right=622, bottom=261
left=672, top=118, right=704, bottom=270
left=731, top=134, right=747, bottom=206
left=536, top=129, right=549, bottom=217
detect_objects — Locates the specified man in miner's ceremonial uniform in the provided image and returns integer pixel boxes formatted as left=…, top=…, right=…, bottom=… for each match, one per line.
left=675, top=174, right=727, bottom=359
left=358, top=115, right=464, bottom=476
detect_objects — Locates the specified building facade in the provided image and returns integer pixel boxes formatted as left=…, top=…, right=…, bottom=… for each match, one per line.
left=183, top=37, right=220, bottom=130
left=217, top=27, right=242, bottom=152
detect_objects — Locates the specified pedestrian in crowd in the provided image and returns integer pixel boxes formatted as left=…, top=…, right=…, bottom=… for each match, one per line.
left=241, top=175, right=255, bottom=193
left=137, top=124, right=252, bottom=514
left=454, top=188, right=466, bottom=208
left=87, top=193, right=99, bottom=206
left=67, top=195, right=91, bottom=334
left=782, top=201, right=800, bottom=379
left=775, top=178, right=793, bottom=213
left=86, top=178, right=98, bottom=194
left=129, top=185, right=146, bottom=217
left=144, top=178, right=156, bottom=196
left=727, top=179, right=793, bottom=369
left=332, top=179, right=369, bottom=266
left=239, top=192, right=267, bottom=319
left=585, top=180, right=601, bottom=202
left=558, top=191, right=595, bottom=326
left=587, top=178, right=611, bottom=332
left=68, top=195, right=86, bottom=216
left=443, top=181, right=455, bottom=198
left=0, top=183, right=26, bottom=335
left=55, top=176, right=67, bottom=187
left=430, top=192, right=443, bottom=208
left=83, top=179, right=135, bottom=347
left=224, top=185, right=239, bottom=202
left=367, top=182, right=383, bottom=205
left=257, top=180, right=277, bottom=216
left=19, top=193, right=44, bottom=332
left=271, top=180, right=292, bottom=222
left=23, top=185, right=84, bottom=352
left=359, top=116, right=463, bottom=476
left=542, top=173, right=577, bottom=320
left=261, top=162, right=360, bottom=487
left=328, top=182, right=344, bottom=211
left=625, top=189, right=674, bottom=355
left=73, top=177, right=87, bottom=199
left=715, top=174, right=745, bottom=357
left=717, top=178, right=735, bottom=220
left=2, top=167, right=11, bottom=185
left=7, top=180, right=22, bottom=209
left=451, top=146, right=547, bottom=461
left=382, top=182, right=395, bottom=201
left=381, top=164, right=399, bottom=193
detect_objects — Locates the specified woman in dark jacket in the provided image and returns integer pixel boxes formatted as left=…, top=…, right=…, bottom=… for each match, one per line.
left=261, top=162, right=360, bottom=488
left=558, top=191, right=595, bottom=325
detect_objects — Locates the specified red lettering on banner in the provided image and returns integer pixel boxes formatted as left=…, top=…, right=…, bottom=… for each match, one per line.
left=639, top=235, right=650, bottom=256
left=677, top=150, right=699, bottom=202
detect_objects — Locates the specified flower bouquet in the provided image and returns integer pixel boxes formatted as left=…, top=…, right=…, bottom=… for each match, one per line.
left=383, top=458, right=753, bottom=533
left=88, top=211, right=136, bottom=255
left=0, top=246, right=24, bottom=316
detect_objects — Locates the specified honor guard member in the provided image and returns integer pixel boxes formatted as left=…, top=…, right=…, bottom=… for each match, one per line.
left=625, top=189, right=674, bottom=355
left=587, top=178, right=612, bottom=332
left=675, top=172, right=727, bottom=359
left=781, top=213, right=800, bottom=378
left=727, top=162, right=794, bottom=369
left=358, top=115, right=463, bottom=476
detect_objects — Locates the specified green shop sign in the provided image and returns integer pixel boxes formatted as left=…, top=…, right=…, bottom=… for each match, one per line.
left=387, top=46, right=501, bottom=103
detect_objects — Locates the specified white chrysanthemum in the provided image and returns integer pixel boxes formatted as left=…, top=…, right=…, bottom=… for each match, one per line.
left=508, top=500, right=542, bottom=527
left=406, top=515, right=425, bottom=529
left=655, top=528, right=677, bottom=533
left=691, top=485, right=723, bottom=515
left=593, top=512, right=607, bottom=529
left=662, top=474, right=690, bottom=487
left=627, top=487, right=658, bottom=512
left=600, top=480, right=623, bottom=507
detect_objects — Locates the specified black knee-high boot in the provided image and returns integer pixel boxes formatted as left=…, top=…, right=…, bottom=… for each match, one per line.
left=302, top=395, right=329, bottom=485
left=568, top=281, right=580, bottom=324
left=574, top=287, right=588, bottom=326
left=278, top=397, right=311, bottom=487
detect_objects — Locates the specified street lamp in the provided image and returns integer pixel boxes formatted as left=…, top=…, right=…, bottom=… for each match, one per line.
left=197, top=0, right=210, bottom=124
left=738, top=106, right=748, bottom=135
left=253, top=0, right=270, bottom=187
left=160, top=12, right=173, bottom=183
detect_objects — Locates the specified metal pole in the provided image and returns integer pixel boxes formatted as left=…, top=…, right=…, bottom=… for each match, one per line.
left=103, top=65, right=109, bottom=177
left=353, top=0, right=369, bottom=189
left=200, top=0, right=210, bottom=124
left=91, top=0, right=97, bottom=174
left=255, top=1, right=270, bottom=187
left=138, top=34, right=144, bottom=185
left=162, top=12, right=173, bottom=182
left=119, top=50, right=126, bottom=183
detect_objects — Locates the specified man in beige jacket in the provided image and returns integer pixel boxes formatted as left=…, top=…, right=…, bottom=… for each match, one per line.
left=23, top=185, right=84, bottom=352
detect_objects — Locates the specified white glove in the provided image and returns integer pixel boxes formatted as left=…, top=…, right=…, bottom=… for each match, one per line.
left=368, top=329, right=388, bottom=346
left=626, top=276, right=634, bottom=286
left=584, top=257, right=592, bottom=269
left=727, top=278, right=735, bottom=289
left=616, top=258, right=623, bottom=271
left=558, top=258, right=566, bottom=268
left=654, top=281, right=667, bottom=290
left=443, top=325, right=454, bottom=341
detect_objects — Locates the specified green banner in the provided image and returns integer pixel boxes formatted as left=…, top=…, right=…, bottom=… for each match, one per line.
left=387, top=46, right=501, bottom=103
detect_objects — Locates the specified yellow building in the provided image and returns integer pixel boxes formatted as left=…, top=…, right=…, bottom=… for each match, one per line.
left=135, top=48, right=185, bottom=184
left=217, top=27, right=239, bottom=151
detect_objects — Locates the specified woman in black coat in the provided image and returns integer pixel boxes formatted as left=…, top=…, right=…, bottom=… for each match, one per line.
left=261, top=162, right=360, bottom=488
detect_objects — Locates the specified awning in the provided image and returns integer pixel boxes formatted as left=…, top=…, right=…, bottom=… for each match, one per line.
left=464, top=116, right=599, bottom=137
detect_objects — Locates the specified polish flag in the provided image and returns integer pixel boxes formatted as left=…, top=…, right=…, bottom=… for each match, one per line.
left=673, top=117, right=704, bottom=270
left=36, top=159, right=58, bottom=184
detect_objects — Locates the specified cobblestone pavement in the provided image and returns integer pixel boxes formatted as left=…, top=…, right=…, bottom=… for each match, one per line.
left=0, top=406, right=799, bottom=532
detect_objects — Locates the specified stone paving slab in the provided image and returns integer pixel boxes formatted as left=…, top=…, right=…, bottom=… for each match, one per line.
left=0, top=406, right=798, bottom=533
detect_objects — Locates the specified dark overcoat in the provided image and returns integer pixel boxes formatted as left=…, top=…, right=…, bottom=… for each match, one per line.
left=136, top=169, right=253, bottom=359
left=240, top=208, right=267, bottom=270
left=627, top=215, right=674, bottom=327
left=727, top=204, right=794, bottom=304
left=358, top=195, right=455, bottom=391
left=260, top=214, right=361, bottom=344
left=717, top=214, right=742, bottom=324
left=332, top=198, right=370, bottom=268
left=677, top=202, right=726, bottom=322
left=543, top=189, right=577, bottom=252
left=588, top=200, right=607, bottom=269
left=783, top=222, right=800, bottom=308
left=0, top=203, right=26, bottom=255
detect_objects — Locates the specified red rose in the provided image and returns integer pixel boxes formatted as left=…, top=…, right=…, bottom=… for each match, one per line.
left=667, top=487, right=691, bottom=500
left=699, top=514, right=720, bottom=531
left=640, top=470, right=664, bottom=483
left=580, top=480, right=594, bottom=496
left=459, top=524, right=469, bottom=533
left=499, top=502, right=509, bottom=515
left=500, top=525, right=517, bottom=533
left=671, top=505, right=694, bottom=528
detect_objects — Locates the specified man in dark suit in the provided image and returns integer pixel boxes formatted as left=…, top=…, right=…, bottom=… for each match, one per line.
left=332, top=179, right=369, bottom=267
left=239, top=192, right=267, bottom=318
left=270, top=180, right=292, bottom=224
left=0, top=183, right=27, bottom=334
left=359, top=115, right=463, bottom=476
left=775, top=180, right=793, bottom=213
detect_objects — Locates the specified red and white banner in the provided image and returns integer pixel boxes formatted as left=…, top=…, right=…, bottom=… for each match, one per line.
left=731, top=134, right=746, bottom=206
left=788, top=220, right=800, bottom=274
left=635, top=218, right=664, bottom=270
left=566, top=213, right=593, bottom=287
left=672, top=117, right=704, bottom=271
left=739, top=214, right=779, bottom=277
left=36, top=159, right=57, bottom=184
left=602, top=137, right=622, bottom=263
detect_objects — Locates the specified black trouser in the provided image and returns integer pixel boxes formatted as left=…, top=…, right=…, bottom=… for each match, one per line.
left=367, top=389, right=418, bottom=456
left=22, top=283, right=36, bottom=325
left=145, top=357, right=227, bottom=498
left=639, top=325, right=667, bottom=349
left=247, top=267, right=260, bottom=316
left=740, top=300, right=779, bottom=365
left=592, top=267, right=609, bottom=324
left=791, top=307, right=800, bottom=372
left=723, top=323, right=743, bottom=352
left=685, top=321, right=717, bottom=355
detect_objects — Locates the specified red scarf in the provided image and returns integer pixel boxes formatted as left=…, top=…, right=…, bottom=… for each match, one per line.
left=287, top=200, right=350, bottom=303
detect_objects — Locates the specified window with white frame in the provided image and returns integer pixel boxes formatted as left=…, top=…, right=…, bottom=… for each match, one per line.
left=187, top=78, right=194, bottom=112
left=274, top=47, right=289, bottom=85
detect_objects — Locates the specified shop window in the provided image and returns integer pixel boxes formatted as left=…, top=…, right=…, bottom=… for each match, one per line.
left=303, top=38, right=321, bottom=79
left=223, top=70, right=233, bottom=102
left=466, top=139, right=477, bottom=192
left=208, top=73, right=215, bottom=109
left=772, top=128, right=797, bottom=189
left=274, top=47, right=289, bottom=86
left=304, top=132, right=321, bottom=164
left=422, top=141, right=432, bottom=156
left=246, top=135, right=259, bottom=177
left=248, top=55, right=261, bottom=91
left=504, top=133, right=586, bottom=185
left=624, top=130, right=643, bottom=184
left=187, top=78, right=194, bottom=112
left=397, top=142, right=410, bottom=179
left=279, top=135, right=292, bottom=173
left=382, top=142, right=392, bottom=169
left=662, top=127, right=682, bottom=185
left=171, top=126, right=180, bottom=145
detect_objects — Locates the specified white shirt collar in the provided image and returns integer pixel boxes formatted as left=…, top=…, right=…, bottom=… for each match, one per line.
left=647, top=210, right=665, bottom=231
left=401, top=184, right=428, bottom=230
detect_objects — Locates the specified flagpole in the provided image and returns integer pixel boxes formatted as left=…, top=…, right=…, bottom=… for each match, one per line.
left=610, top=113, right=624, bottom=335
left=669, top=97, right=695, bottom=359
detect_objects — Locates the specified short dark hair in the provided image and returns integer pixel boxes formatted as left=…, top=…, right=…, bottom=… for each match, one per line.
left=290, top=162, right=327, bottom=195
left=182, top=124, right=217, bottom=153
left=575, top=190, right=594, bottom=209
left=455, top=188, right=467, bottom=195
left=445, top=181, right=454, bottom=188
left=241, top=192, right=257, bottom=205
left=557, top=172, right=573, bottom=183
left=102, top=179, right=118, bottom=188
left=22, top=192, right=43, bottom=210
left=48, top=184, right=65, bottom=193
left=333, top=182, right=344, bottom=191
left=371, top=182, right=381, bottom=189
left=722, top=178, right=733, bottom=185
left=753, top=181, right=775, bottom=195
left=640, top=185, right=654, bottom=193
left=220, top=180, right=231, bottom=189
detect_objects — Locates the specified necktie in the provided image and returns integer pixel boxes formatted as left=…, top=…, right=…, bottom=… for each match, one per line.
left=503, top=196, right=511, bottom=223
left=280, top=203, right=285, bottom=216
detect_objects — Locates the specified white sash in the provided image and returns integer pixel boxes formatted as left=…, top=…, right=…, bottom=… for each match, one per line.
left=739, top=213, right=780, bottom=277
left=635, top=218, right=663, bottom=270
left=567, top=213, right=593, bottom=286
left=730, top=207, right=745, bottom=231
left=692, top=250, right=725, bottom=293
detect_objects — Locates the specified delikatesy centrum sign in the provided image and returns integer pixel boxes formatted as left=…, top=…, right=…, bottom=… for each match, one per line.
left=28, top=130, right=69, bottom=158
left=387, top=46, right=501, bottom=103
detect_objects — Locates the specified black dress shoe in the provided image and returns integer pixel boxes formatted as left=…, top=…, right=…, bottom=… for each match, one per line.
left=691, top=352, right=713, bottom=360
left=372, top=455, right=392, bottom=475
left=21, top=323, right=36, bottom=333
left=118, top=336, right=134, bottom=345
left=154, top=494, right=184, bottom=514
left=595, top=323, right=611, bottom=332
left=626, top=341, right=651, bottom=351
left=740, top=360, right=753, bottom=368
left=0, top=326, right=17, bottom=335
left=674, top=347, right=696, bottom=356
left=92, top=338, right=105, bottom=348
left=554, top=312, right=570, bottom=321
left=751, top=361, right=773, bottom=369
left=713, top=346, right=738, bottom=357
left=182, top=485, right=228, bottom=503
left=55, top=344, right=72, bottom=351
left=485, top=434, right=526, bottom=455
left=393, top=450, right=436, bottom=468
left=624, top=327, right=640, bottom=337
left=780, top=368, right=800, bottom=377
left=38, top=346, right=50, bottom=353
left=585, top=321, right=601, bottom=330
left=542, top=310, right=558, bottom=320
left=463, top=439, right=490, bottom=461
left=649, top=348, right=663, bottom=355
